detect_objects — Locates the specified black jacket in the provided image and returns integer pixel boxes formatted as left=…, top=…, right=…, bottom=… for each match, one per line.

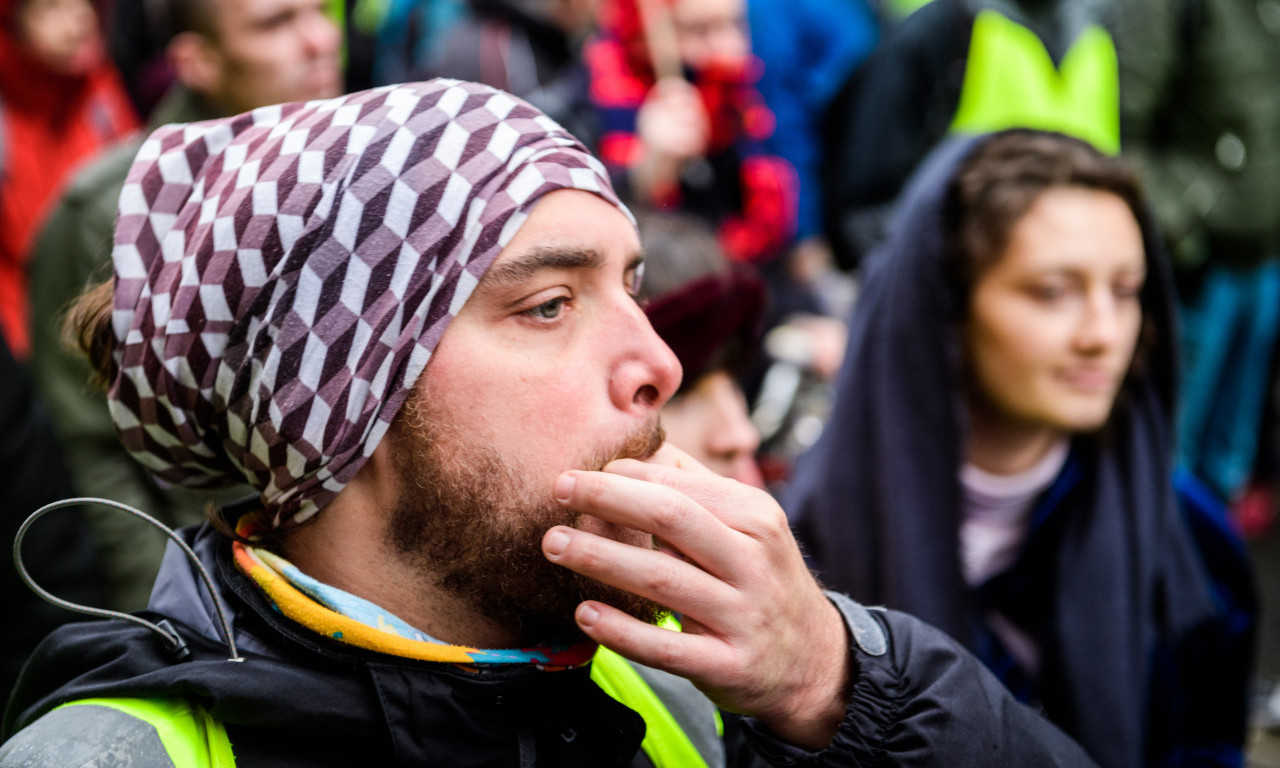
left=3, top=523, right=1098, bottom=767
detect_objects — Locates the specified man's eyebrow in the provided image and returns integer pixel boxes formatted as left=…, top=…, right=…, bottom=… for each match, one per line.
left=480, top=245, right=640, bottom=289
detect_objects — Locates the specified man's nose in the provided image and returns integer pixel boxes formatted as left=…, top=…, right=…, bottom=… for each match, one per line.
left=609, top=299, right=682, bottom=415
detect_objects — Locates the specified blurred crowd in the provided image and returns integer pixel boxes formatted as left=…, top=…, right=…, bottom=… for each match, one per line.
left=1, top=0, right=1278, bottom=764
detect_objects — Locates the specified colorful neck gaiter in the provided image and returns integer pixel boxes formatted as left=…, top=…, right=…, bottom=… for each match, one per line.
left=231, top=535, right=595, bottom=669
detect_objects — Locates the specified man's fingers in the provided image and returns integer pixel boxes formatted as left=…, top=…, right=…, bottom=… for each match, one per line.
left=574, top=600, right=730, bottom=684
left=542, top=525, right=736, bottom=622
left=555, top=470, right=745, bottom=579
left=641, top=443, right=719, bottom=477
left=600, top=456, right=791, bottom=543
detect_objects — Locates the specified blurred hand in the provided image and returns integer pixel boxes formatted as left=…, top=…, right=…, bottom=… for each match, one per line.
left=633, top=78, right=710, bottom=201
left=542, top=443, right=850, bottom=750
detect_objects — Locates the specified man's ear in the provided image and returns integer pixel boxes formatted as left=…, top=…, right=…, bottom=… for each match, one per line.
left=168, top=31, right=223, bottom=96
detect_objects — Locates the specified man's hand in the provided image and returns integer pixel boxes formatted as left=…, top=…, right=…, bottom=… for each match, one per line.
left=541, top=444, right=851, bottom=750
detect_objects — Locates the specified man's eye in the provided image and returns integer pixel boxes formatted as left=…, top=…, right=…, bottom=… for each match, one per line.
left=525, top=296, right=568, bottom=320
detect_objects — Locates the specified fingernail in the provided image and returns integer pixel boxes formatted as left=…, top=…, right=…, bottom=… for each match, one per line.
left=544, top=529, right=570, bottom=558
left=578, top=604, right=599, bottom=627
left=554, top=473, right=575, bottom=502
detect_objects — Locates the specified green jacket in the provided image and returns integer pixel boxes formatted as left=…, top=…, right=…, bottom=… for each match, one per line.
left=26, top=87, right=251, bottom=611
left=1116, top=0, right=1280, bottom=267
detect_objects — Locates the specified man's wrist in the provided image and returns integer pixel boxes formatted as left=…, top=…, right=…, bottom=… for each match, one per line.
left=755, top=593, right=864, bottom=751
left=741, top=591, right=887, bottom=756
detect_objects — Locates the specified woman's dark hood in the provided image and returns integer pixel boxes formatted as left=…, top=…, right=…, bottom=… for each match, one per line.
left=783, top=129, right=1211, bottom=768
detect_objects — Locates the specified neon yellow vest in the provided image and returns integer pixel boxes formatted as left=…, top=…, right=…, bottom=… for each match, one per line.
left=950, top=9, right=1120, bottom=155
left=592, top=646, right=721, bottom=768
left=52, top=698, right=237, bottom=768
left=54, top=650, right=712, bottom=767
left=886, top=0, right=934, bottom=20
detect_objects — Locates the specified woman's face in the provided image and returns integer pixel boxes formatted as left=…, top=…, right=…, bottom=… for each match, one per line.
left=660, top=370, right=764, bottom=487
left=964, top=187, right=1146, bottom=436
left=15, top=0, right=97, bottom=74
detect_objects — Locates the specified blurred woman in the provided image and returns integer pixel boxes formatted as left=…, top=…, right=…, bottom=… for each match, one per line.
left=785, top=130, right=1255, bottom=768
left=0, top=0, right=136, bottom=358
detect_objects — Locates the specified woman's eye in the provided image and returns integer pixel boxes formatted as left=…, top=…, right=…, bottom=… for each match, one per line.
left=1028, top=283, right=1067, bottom=302
left=525, top=296, right=568, bottom=320
left=1114, top=282, right=1144, bottom=301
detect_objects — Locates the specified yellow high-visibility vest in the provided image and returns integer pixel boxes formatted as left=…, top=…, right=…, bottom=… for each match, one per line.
left=950, top=9, right=1120, bottom=155
left=53, top=643, right=717, bottom=768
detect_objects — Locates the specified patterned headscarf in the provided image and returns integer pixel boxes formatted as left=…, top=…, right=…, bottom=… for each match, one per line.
left=109, top=80, right=627, bottom=528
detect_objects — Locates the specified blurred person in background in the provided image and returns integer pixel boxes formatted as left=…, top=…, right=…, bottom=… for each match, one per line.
left=821, top=0, right=1120, bottom=271
left=108, top=0, right=354, bottom=117
left=26, top=0, right=341, bottom=612
left=0, top=0, right=137, bottom=359
left=746, top=0, right=875, bottom=320
left=383, top=0, right=601, bottom=148
left=1114, top=0, right=1280, bottom=746
left=636, top=210, right=845, bottom=491
left=785, top=130, right=1256, bottom=768
left=0, top=332, right=103, bottom=701
left=748, top=0, right=875, bottom=251
left=373, top=0, right=463, bottom=86
left=636, top=210, right=765, bottom=487
left=154, top=0, right=343, bottom=117
left=586, top=0, right=796, bottom=268
left=1115, top=0, right=1280, bottom=518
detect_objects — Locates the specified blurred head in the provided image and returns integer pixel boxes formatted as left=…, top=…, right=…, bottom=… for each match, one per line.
left=166, top=0, right=341, bottom=115
left=638, top=211, right=764, bottom=486
left=11, top=0, right=98, bottom=74
left=946, top=131, right=1150, bottom=441
left=670, top=0, right=747, bottom=70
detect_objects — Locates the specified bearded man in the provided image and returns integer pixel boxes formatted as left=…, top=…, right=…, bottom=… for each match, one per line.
left=2, top=81, right=1095, bottom=767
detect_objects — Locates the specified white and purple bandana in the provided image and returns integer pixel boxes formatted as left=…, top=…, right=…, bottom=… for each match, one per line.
left=109, top=80, right=627, bottom=528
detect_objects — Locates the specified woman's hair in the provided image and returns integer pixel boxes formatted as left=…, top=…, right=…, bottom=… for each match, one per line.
left=944, top=130, right=1147, bottom=304
left=64, top=278, right=117, bottom=390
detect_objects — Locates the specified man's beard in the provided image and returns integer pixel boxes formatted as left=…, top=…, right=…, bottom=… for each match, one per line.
left=385, top=393, right=668, bottom=646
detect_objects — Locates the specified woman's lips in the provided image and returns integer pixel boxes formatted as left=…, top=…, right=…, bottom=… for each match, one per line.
left=1058, top=366, right=1117, bottom=392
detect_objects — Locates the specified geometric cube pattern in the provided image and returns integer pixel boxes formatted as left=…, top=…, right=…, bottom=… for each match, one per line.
left=109, top=80, right=625, bottom=527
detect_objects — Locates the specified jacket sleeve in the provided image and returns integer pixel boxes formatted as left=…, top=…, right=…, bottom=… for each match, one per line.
left=0, top=704, right=174, bottom=768
left=730, top=594, right=1100, bottom=767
